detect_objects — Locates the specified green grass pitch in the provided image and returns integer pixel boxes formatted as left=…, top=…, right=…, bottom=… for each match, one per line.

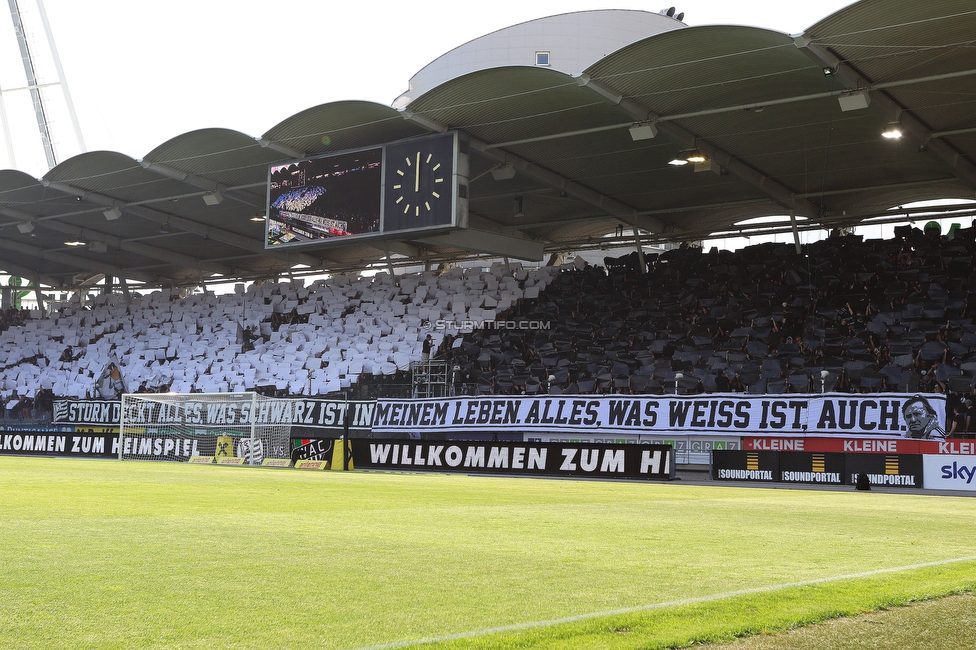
left=2, top=456, right=975, bottom=649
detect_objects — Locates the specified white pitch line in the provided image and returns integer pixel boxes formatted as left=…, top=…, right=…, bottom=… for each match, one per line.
left=351, top=554, right=976, bottom=650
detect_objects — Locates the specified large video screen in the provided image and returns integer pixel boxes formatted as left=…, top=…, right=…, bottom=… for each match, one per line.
left=265, top=133, right=461, bottom=250
left=266, top=147, right=382, bottom=247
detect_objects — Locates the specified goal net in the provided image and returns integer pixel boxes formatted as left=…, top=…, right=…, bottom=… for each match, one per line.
left=119, top=392, right=292, bottom=464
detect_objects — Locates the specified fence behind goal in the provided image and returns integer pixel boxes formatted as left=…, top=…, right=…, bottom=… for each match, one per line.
left=120, top=392, right=293, bottom=464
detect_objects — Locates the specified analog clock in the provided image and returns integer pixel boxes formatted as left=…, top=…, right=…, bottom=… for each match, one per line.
left=383, top=133, right=456, bottom=233
left=391, top=149, right=445, bottom=218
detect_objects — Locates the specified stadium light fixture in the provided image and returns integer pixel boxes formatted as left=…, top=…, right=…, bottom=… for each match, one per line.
left=64, top=241, right=85, bottom=246
left=882, top=122, right=903, bottom=139
left=103, top=206, right=122, bottom=220
left=628, top=121, right=658, bottom=141
left=202, top=190, right=223, bottom=206
left=17, top=221, right=34, bottom=233
left=490, top=163, right=516, bottom=181
left=514, top=195, right=524, bottom=218
left=838, top=89, right=871, bottom=112
left=670, top=149, right=708, bottom=167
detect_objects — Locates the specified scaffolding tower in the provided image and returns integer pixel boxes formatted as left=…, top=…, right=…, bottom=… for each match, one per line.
left=411, top=360, right=450, bottom=399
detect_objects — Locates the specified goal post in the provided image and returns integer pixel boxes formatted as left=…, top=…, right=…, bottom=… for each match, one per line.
left=119, top=392, right=292, bottom=464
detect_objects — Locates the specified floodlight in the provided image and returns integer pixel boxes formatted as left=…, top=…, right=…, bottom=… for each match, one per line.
left=490, top=164, right=516, bottom=181
left=882, top=122, right=903, bottom=139
left=103, top=207, right=122, bottom=221
left=202, top=191, right=223, bottom=206
left=628, top=122, right=658, bottom=141
left=838, top=90, right=871, bottom=112
left=16, top=222, right=34, bottom=233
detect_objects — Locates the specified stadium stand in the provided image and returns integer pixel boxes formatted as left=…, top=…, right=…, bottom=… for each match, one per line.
left=444, top=226, right=976, bottom=413
left=0, top=262, right=555, bottom=410
left=2, top=223, right=976, bottom=426
left=0, top=2, right=971, bottom=441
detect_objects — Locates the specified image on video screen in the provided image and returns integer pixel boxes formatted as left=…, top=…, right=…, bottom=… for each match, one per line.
left=267, top=148, right=382, bottom=246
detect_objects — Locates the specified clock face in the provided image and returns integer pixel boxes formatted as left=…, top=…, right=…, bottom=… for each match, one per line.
left=383, top=134, right=456, bottom=233
left=392, top=150, right=445, bottom=218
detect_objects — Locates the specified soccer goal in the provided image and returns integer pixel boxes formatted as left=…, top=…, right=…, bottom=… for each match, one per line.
left=119, top=392, right=292, bottom=464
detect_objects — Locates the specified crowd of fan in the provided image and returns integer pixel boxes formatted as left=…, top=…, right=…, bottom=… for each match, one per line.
left=0, top=308, right=44, bottom=419
left=0, top=307, right=31, bottom=333
left=441, top=224, right=976, bottom=429
left=0, top=264, right=550, bottom=418
left=5, top=223, right=976, bottom=427
left=271, top=186, right=328, bottom=213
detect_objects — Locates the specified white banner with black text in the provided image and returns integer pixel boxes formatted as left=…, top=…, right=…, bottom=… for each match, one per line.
left=353, top=439, right=675, bottom=480
left=54, top=398, right=374, bottom=432
left=372, top=393, right=946, bottom=437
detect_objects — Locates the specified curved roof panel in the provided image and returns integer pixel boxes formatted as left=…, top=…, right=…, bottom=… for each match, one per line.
left=804, top=0, right=976, bottom=168
left=263, top=101, right=427, bottom=157
left=144, top=128, right=277, bottom=188
left=0, top=1, right=972, bottom=290
left=806, top=0, right=976, bottom=83
left=44, top=151, right=157, bottom=203
left=395, top=10, right=685, bottom=108
left=406, top=66, right=620, bottom=145
left=586, top=26, right=821, bottom=114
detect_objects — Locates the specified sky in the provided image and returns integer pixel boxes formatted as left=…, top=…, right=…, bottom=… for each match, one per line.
left=0, top=0, right=857, bottom=179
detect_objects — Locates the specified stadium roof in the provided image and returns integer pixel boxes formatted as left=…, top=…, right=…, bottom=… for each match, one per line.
left=0, top=0, right=974, bottom=291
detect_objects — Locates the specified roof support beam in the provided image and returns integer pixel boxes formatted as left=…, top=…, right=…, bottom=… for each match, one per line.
left=138, top=160, right=265, bottom=210
left=0, top=207, right=235, bottom=276
left=793, top=36, right=976, bottom=190
left=400, top=112, right=669, bottom=235
left=573, top=74, right=823, bottom=219
left=0, top=236, right=155, bottom=283
left=138, top=160, right=221, bottom=192
left=257, top=137, right=306, bottom=160
left=793, top=177, right=961, bottom=199
left=40, top=180, right=327, bottom=269
left=32, top=271, right=45, bottom=312
left=472, top=139, right=670, bottom=232
left=0, top=257, right=58, bottom=288
left=417, top=228, right=544, bottom=262
left=118, top=275, right=131, bottom=305
left=488, top=67, right=976, bottom=151
left=379, top=241, right=425, bottom=258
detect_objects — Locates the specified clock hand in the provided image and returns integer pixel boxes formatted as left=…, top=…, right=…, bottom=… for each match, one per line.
left=415, top=152, right=420, bottom=193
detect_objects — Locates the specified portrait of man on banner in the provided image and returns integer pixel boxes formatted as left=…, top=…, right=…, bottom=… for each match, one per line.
left=902, top=395, right=945, bottom=439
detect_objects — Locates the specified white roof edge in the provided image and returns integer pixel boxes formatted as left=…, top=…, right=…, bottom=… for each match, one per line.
left=393, top=9, right=686, bottom=109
